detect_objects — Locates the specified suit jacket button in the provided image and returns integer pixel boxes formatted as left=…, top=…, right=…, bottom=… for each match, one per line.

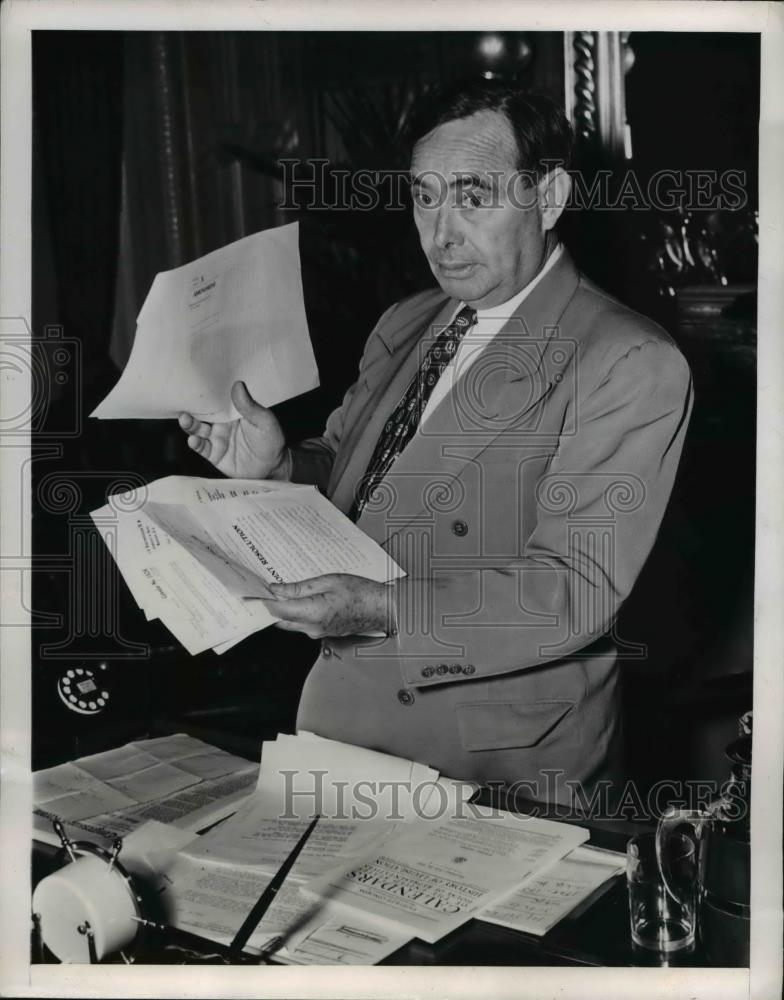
left=397, top=689, right=415, bottom=706
left=449, top=664, right=462, bottom=674
left=436, top=664, right=449, bottom=676
left=451, top=520, right=469, bottom=537
left=463, top=664, right=476, bottom=675
left=422, top=666, right=435, bottom=678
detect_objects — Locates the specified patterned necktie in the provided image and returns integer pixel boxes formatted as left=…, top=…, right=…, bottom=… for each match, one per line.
left=351, top=304, right=477, bottom=520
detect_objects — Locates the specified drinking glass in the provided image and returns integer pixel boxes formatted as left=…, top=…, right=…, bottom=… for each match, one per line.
left=626, top=831, right=696, bottom=954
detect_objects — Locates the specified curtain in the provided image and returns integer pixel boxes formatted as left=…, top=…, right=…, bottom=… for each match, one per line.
left=33, top=31, right=125, bottom=413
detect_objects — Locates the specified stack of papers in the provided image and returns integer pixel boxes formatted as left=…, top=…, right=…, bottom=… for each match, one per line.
left=33, top=734, right=258, bottom=846
left=308, top=806, right=590, bottom=946
left=91, top=222, right=318, bottom=421
left=157, top=732, right=478, bottom=964
left=154, top=732, right=603, bottom=965
left=90, top=476, right=404, bottom=655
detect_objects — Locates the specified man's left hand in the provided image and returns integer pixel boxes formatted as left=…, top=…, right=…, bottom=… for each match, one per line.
left=265, top=574, right=396, bottom=639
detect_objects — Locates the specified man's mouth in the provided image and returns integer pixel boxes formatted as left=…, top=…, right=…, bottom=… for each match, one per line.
left=435, top=261, right=477, bottom=277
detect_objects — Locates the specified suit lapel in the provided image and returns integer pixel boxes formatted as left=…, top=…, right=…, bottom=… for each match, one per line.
left=328, top=295, right=455, bottom=512
left=339, top=250, right=581, bottom=541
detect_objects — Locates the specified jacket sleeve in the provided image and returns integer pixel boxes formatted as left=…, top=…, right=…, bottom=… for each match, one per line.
left=288, top=302, right=399, bottom=491
left=383, top=336, right=694, bottom=687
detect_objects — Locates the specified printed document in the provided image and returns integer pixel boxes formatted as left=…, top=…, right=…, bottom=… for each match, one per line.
left=478, top=843, right=626, bottom=936
left=33, top=734, right=257, bottom=846
left=91, top=222, right=318, bottom=420
left=154, top=732, right=459, bottom=959
left=91, top=476, right=404, bottom=654
left=142, top=486, right=403, bottom=600
left=309, top=808, right=589, bottom=943
left=156, top=852, right=408, bottom=964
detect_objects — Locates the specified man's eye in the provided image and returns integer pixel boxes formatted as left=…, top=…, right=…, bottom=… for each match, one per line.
left=413, top=188, right=435, bottom=207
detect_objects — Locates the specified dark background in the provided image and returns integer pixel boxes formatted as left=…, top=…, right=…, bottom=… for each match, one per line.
left=31, top=31, right=758, bottom=804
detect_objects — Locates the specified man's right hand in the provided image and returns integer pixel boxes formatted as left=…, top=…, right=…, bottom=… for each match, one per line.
left=178, top=380, right=290, bottom=480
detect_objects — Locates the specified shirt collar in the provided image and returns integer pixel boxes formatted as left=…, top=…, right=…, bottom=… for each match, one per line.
left=468, top=243, right=564, bottom=321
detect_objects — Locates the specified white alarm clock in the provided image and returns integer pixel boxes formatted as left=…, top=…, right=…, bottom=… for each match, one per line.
left=32, top=826, right=142, bottom=963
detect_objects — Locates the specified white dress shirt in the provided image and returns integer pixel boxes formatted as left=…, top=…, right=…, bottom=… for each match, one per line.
left=419, top=243, right=563, bottom=427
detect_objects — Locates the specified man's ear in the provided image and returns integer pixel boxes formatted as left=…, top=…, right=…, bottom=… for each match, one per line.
left=538, top=166, right=571, bottom=231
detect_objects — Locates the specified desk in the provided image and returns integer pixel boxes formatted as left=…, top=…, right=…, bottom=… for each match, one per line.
left=31, top=798, right=711, bottom=968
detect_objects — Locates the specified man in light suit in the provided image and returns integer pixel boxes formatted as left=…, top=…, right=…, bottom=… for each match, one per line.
left=179, top=80, right=692, bottom=806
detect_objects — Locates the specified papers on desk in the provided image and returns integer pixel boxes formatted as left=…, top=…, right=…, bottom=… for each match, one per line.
left=157, top=853, right=411, bottom=965
left=478, top=843, right=626, bottom=936
left=33, top=734, right=257, bottom=846
left=154, top=733, right=595, bottom=964
left=34, top=732, right=616, bottom=964
left=90, top=475, right=404, bottom=655
left=91, top=222, right=318, bottom=421
left=256, top=730, right=462, bottom=822
left=311, top=807, right=590, bottom=944
left=157, top=734, right=471, bottom=960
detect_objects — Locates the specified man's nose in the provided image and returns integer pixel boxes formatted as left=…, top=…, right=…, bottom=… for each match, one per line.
left=432, top=206, right=463, bottom=250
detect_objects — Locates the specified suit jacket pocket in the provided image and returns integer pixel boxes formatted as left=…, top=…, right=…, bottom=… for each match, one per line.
left=456, top=700, right=575, bottom=751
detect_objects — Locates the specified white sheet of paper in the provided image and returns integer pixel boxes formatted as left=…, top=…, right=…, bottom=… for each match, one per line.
left=309, top=808, right=590, bottom=943
left=156, top=855, right=282, bottom=952
left=33, top=762, right=111, bottom=804
left=142, top=486, right=404, bottom=601
left=91, top=501, right=278, bottom=654
left=478, top=844, right=626, bottom=936
left=133, top=475, right=305, bottom=508
left=91, top=222, right=318, bottom=420
left=156, top=853, right=338, bottom=953
left=34, top=785, right=138, bottom=821
left=258, top=733, right=438, bottom=823
left=158, top=850, right=409, bottom=962
left=181, top=794, right=393, bottom=880
left=92, top=476, right=401, bottom=654
left=32, top=735, right=258, bottom=845
left=104, top=760, right=202, bottom=801
left=93, top=473, right=287, bottom=618
left=112, top=768, right=257, bottom=833
left=75, top=747, right=161, bottom=782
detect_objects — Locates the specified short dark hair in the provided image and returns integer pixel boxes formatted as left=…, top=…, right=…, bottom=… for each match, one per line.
left=408, top=77, right=573, bottom=177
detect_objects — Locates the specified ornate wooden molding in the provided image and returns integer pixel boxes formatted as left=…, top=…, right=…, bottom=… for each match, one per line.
left=564, top=31, right=633, bottom=159
left=565, top=31, right=597, bottom=142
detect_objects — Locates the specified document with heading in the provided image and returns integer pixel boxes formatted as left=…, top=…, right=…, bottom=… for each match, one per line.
left=308, top=808, right=589, bottom=944
left=91, top=476, right=404, bottom=654
left=91, top=477, right=298, bottom=654
left=142, top=486, right=403, bottom=600
left=91, top=222, right=318, bottom=420
left=156, top=852, right=409, bottom=964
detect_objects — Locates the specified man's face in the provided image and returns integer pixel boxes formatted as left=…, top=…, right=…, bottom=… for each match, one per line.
left=410, top=109, right=549, bottom=310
